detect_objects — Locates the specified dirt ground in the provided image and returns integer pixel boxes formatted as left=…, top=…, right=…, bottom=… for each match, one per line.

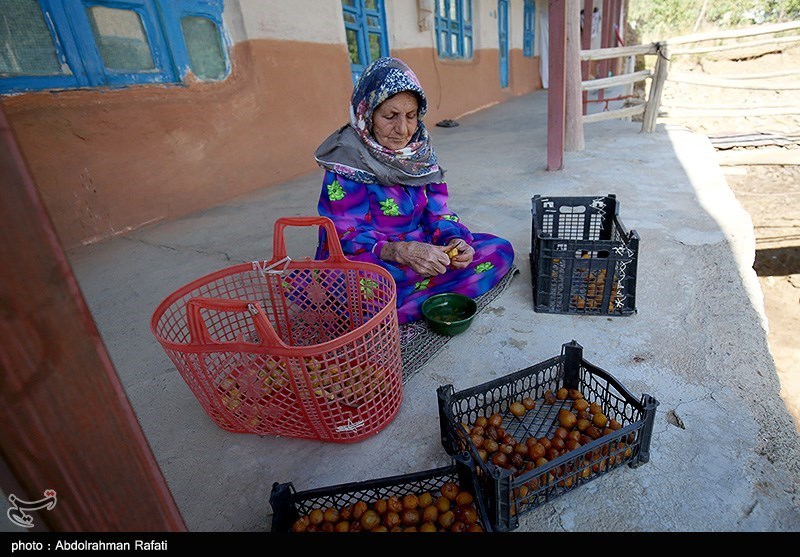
left=656, top=39, right=800, bottom=431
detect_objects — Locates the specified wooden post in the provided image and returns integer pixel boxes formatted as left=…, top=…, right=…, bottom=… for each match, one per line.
left=0, top=107, right=187, bottom=532
left=614, top=0, right=623, bottom=41
left=547, top=0, right=567, bottom=170
left=581, top=0, right=593, bottom=114
left=642, top=42, right=669, bottom=133
left=613, top=0, right=624, bottom=74
left=566, top=0, right=585, bottom=151
left=596, top=0, right=610, bottom=102
left=620, top=0, right=634, bottom=101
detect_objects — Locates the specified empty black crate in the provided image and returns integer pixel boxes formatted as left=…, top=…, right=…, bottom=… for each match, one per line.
left=530, top=194, right=639, bottom=315
left=269, top=452, right=492, bottom=532
left=437, top=341, right=658, bottom=532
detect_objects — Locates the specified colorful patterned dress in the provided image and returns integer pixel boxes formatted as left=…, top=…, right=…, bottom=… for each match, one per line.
left=316, top=170, right=515, bottom=324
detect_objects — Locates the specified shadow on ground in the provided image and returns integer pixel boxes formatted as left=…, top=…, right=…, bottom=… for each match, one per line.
left=755, top=245, right=800, bottom=276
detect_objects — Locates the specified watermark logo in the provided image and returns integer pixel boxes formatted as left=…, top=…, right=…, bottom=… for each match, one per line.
left=7, top=490, right=57, bottom=528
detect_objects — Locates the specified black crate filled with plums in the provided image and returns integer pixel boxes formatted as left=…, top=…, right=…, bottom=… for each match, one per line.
left=269, top=451, right=492, bottom=533
left=530, top=194, right=639, bottom=316
left=437, top=341, right=658, bottom=532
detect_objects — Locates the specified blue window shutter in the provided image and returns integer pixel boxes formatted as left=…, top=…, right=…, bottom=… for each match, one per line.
left=1, top=0, right=227, bottom=94
left=523, top=0, right=535, bottom=57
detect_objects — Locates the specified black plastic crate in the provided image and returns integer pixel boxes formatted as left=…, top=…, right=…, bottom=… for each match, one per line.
left=437, top=341, right=658, bottom=532
left=269, top=452, right=492, bottom=532
left=530, top=194, right=639, bottom=315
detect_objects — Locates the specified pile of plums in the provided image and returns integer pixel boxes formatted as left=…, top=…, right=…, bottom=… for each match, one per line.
left=290, top=481, right=484, bottom=532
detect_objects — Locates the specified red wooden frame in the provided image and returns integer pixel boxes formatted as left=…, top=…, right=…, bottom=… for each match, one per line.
left=0, top=107, right=186, bottom=532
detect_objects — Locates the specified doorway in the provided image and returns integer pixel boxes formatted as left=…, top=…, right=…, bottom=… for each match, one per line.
left=498, top=0, right=509, bottom=88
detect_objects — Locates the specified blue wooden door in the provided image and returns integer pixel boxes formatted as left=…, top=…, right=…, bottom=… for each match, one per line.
left=341, top=0, right=389, bottom=84
left=498, top=0, right=509, bottom=88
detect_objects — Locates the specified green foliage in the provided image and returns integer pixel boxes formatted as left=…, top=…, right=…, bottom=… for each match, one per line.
left=629, top=0, right=800, bottom=39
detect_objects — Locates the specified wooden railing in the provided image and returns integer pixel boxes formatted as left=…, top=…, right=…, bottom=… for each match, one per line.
left=658, top=21, right=800, bottom=123
left=580, top=21, right=800, bottom=134
left=580, top=42, right=668, bottom=132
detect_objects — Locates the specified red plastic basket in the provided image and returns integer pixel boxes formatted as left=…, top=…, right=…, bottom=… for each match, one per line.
left=150, top=217, right=402, bottom=442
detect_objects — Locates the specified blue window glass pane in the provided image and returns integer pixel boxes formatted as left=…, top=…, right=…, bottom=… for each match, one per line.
left=464, top=0, right=472, bottom=23
left=438, top=0, right=446, bottom=18
left=449, top=0, right=457, bottom=20
left=440, top=30, right=447, bottom=53
left=368, top=33, right=381, bottom=62
left=181, top=16, right=226, bottom=81
left=0, top=0, right=66, bottom=76
left=343, top=13, right=356, bottom=24
left=464, top=35, right=472, bottom=58
left=86, top=6, right=155, bottom=71
left=365, top=0, right=378, bottom=10
left=346, top=28, right=360, bottom=65
left=451, top=33, right=457, bottom=55
left=341, top=0, right=356, bottom=7
left=367, top=15, right=380, bottom=28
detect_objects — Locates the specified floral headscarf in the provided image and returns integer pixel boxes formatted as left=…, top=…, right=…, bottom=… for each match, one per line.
left=314, top=57, right=444, bottom=187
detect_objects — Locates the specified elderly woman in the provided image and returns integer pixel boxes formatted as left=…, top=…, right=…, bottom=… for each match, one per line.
left=314, top=57, right=514, bottom=324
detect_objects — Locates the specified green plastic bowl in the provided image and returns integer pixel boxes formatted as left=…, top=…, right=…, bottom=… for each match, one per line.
left=421, top=293, right=478, bottom=336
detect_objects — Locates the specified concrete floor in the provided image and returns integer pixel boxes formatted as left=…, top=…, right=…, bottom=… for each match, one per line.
left=61, top=90, right=800, bottom=532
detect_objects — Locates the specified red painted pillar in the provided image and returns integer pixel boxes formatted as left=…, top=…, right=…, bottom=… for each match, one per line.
left=0, top=107, right=187, bottom=532
left=547, top=0, right=567, bottom=171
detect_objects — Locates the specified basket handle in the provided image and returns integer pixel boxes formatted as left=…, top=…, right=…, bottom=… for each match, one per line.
left=272, top=216, right=348, bottom=263
left=186, top=297, right=287, bottom=349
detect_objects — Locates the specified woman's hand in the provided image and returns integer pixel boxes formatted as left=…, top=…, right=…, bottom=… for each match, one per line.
left=380, top=241, right=451, bottom=277
left=445, top=238, right=474, bottom=269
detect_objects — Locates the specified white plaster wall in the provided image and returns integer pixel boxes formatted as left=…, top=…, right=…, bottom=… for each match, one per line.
left=220, top=1, right=247, bottom=45
left=509, top=0, right=523, bottom=50
left=221, top=0, right=549, bottom=55
left=474, top=0, right=497, bottom=51
left=224, top=0, right=345, bottom=44
left=478, top=0, right=532, bottom=52
left=535, top=0, right=545, bottom=55
left=385, top=1, right=433, bottom=50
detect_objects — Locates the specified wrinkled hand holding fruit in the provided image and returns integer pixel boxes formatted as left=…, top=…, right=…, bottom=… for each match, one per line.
left=290, top=482, right=484, bottom=533
left=463, top=388, right=634, bottom=494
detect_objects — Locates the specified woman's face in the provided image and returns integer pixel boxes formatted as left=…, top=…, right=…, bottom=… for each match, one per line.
left=371, top=91, right=419, bottom=150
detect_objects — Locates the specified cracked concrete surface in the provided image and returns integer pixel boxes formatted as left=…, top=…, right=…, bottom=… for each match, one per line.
left=58, top=91, right=800, bottom=532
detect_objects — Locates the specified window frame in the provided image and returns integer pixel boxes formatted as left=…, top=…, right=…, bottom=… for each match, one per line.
left=341, top=0, right=390, bottom=84
left=523, top=0, right=535, bottom=57
left=0, top=0, right=228, bottom=95
left=434, top=0, right=473, bottom=59
left=161, top=0, right=231, bottom=81
left=76, top=0, right=175, bottom=87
